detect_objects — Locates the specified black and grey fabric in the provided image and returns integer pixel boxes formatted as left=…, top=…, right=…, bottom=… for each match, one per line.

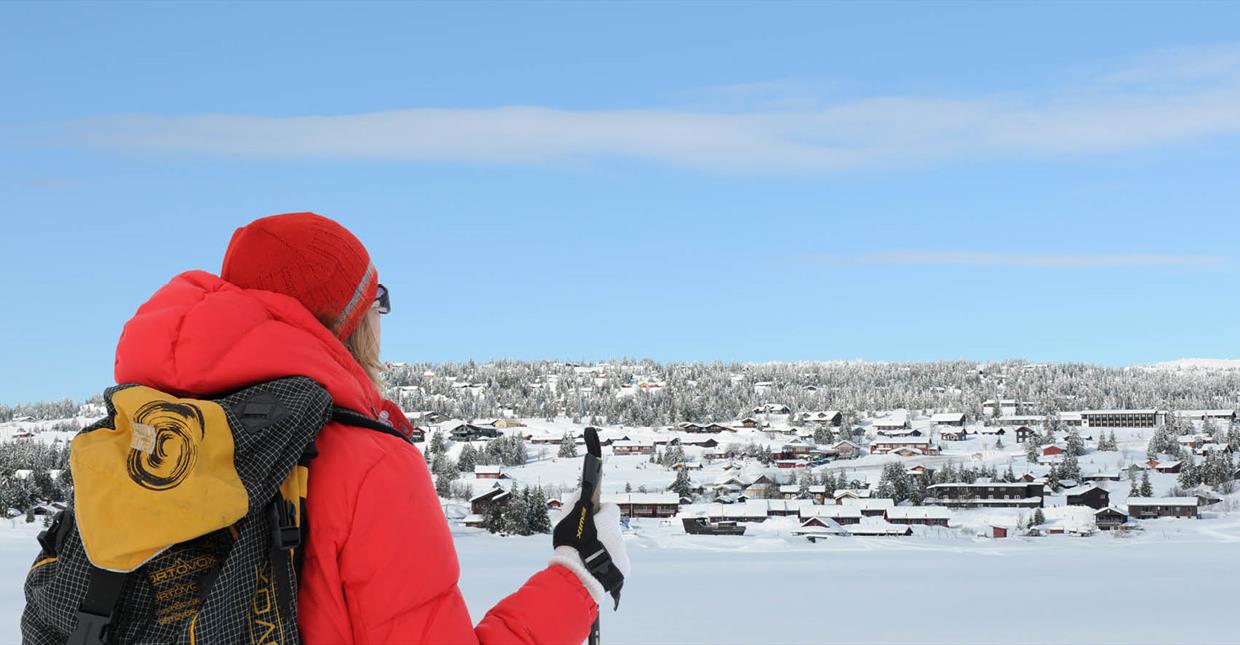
left=21, top=376, right=335, bottom=645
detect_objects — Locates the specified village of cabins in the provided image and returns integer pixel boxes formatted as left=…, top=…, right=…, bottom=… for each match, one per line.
left=411, top=402, right=1237, bottom=540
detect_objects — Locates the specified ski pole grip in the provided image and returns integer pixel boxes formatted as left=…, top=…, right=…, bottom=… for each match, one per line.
left=581, top=453, right=603, bottom=504
left=581, top=427, right=603, bottom=505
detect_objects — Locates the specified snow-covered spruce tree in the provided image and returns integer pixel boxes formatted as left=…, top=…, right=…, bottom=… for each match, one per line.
left=1177, top=456, right=1200, bottom=489
left=1065, top=430, right=1085, bottom=458
left=56, top=466, right=73, bottom=502
left=525, top=486, right=552, bottom=534
left=501, top=488, right=531, bottom=536
left=1198, top=451, right=1227, bottom=488
left=1139, top=471, right=1153, bottom=497
left=1147, top=425, right=1181, bottom=460
left=484, top=502, right=505, bottom=534
left=480, top=435, right=527, bottom=466
left=1168, top=413, right=1191, bottom=437
left=875, top=462, right=911, bottom=503
left=558, top=433, right=577, bottom=458
left=1058, top=451, right=1081, bottom=482
left=1129, top=477, right=1140, bottom=497
left=909, top=477, right=928, bottom=505
left=797, top=470, right=811, bottom=497
left=429, top=430, right=446, bottom=456
left=822, top=471, right=837, bottom=496
left=660, top=444, right=686, bottom=468
left=624, top=481, right=632, bottom=493
left=32, top=470, right=59, bottom=504
left=1025, top=440, right=1039, bottom=464
left=994, top=437, right=1004, bottom=451
left=670, top=469, right=693, bottom=499
left=1044, top=412, right=1061, bottom=441
left=1044, top=465, right=1059, bottom=490
left=431, top=453, right=458, bottom=497
left=1033, top=508, right=1045, bottom=526
left=457, top=444, right=477, bottom=473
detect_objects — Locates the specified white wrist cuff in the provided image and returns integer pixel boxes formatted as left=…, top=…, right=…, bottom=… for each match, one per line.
left=549, top=545, right=606, bottom=606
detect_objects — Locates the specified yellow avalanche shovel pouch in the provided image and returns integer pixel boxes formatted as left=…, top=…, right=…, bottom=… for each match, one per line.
left=21, top=376, right=334, bottom=645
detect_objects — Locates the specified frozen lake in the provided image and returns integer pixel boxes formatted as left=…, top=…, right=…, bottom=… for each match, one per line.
left=4, top=516, right=1238, bottom=644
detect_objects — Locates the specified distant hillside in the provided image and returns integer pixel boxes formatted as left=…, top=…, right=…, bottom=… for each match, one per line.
left=1143, top=358, right=1240, bottom=371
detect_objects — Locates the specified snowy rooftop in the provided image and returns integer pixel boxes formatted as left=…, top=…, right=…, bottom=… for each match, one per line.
left=841, top=498, right=895, bottom=511
left=1173, top=409, right=1236, bottom=417
left=1125, top=497, right=1198, bottom=507
left=800, top=506, right=863, bottom=519
left=873, top=411, right=909, bottom=426
left=1080, top=409, right=1159, bottom=415
left=885, top=506, right=952, bottom=520
left=606, top=493, right=680, bottom=505
left=871, top=437, right=931, bottom=445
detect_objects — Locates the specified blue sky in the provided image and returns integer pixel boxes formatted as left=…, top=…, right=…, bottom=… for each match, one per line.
left=2, top=1, right=1240, bottom=404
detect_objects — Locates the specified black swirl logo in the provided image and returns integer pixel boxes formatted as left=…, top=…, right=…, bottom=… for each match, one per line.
left=127, top=400, right=205, bottom=491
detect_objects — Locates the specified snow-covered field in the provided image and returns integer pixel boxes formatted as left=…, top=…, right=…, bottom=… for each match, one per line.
left=458, top=517, right=1240, bottom=644
left=5, top=516, right=1237, bottom=644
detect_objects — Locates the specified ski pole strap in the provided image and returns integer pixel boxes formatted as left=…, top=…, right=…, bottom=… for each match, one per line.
left=582, top=542, right=625, bottom=610
left=69, top=567, right=128, bottom=645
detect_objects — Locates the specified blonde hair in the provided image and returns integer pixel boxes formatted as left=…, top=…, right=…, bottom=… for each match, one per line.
left=345, top=309, right=385, bottom=391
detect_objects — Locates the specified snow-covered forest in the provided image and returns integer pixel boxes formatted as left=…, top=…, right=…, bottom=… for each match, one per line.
left=382, top=359, right=1240, bottom=426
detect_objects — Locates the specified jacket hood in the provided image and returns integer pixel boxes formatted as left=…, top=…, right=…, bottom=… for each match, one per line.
left=114, top=270, right=382, bottom=416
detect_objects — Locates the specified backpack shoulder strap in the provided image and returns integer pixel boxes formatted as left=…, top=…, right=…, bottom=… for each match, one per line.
left=330, top=407, right=413, bottom=444
left=68, top=567, right=128, bottom=645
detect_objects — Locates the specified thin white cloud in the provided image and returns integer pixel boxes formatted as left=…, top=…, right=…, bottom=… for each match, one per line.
left=811, top=251, right=1228, bottom=269
left=64, top=44, right=1240, bottom=173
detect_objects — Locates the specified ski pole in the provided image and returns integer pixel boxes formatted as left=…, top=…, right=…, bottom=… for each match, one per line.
left=581, top=427, right=603, bottom=645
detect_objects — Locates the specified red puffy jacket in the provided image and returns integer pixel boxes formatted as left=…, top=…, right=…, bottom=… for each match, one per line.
left=114, top=271, right=597, bottom=644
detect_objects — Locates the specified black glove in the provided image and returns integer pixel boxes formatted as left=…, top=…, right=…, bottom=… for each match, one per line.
left=553, top=494, right=626, bottom=609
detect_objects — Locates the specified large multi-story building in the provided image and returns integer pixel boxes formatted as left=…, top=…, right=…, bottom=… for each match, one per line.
left=1080, top=410, right=1163, bottom=429
left=926, top=482, right=1045, bottom=508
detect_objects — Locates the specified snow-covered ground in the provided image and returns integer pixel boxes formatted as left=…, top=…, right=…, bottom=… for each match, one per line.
left=459, top=515, right=1240, bottom=644
left=4, top=516, right=1238, bottom=644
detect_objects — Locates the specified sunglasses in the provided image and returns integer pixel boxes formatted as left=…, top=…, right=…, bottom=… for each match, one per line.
left=374, top=283, right=391, bottom=314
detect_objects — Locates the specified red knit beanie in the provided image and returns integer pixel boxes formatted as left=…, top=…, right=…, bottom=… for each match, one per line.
left=221, top=212, right=378, bottom=341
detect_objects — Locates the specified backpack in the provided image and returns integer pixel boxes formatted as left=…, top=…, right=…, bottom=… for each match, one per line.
left=20, top=376, right=409, bottom=645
